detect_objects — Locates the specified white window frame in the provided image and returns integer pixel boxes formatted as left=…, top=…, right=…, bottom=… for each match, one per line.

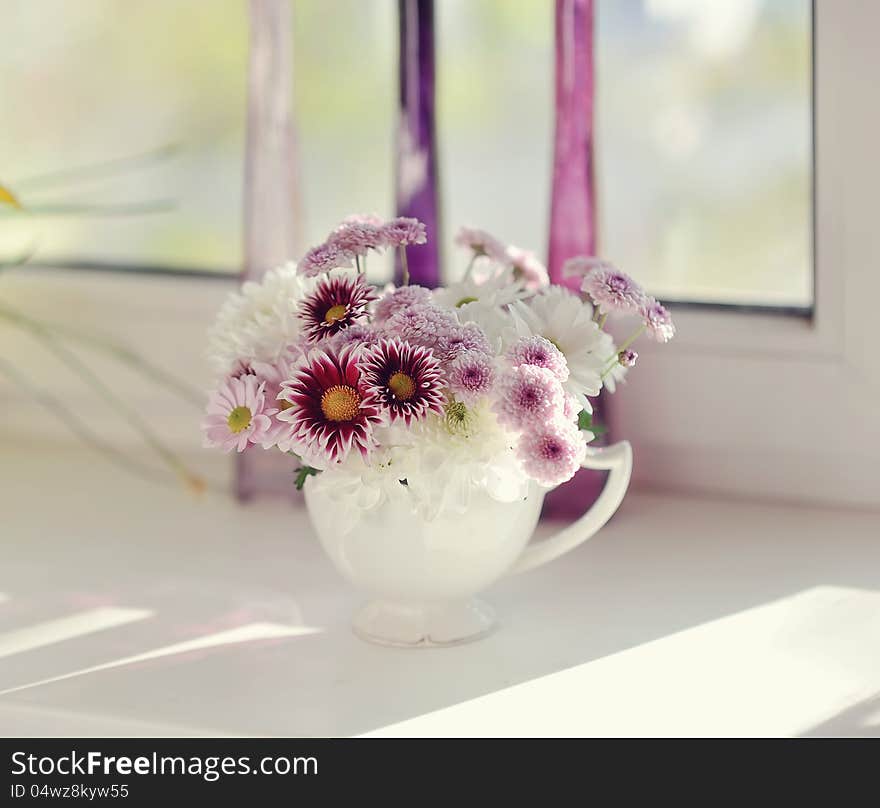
left=607, top=0, right=880, bottom=508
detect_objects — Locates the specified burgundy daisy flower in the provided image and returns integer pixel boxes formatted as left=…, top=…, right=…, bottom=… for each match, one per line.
left=276, top=344, right=383, bottom=465
left=360, top=338, right=446, bottom=425
left=298, top=272, right=378, bottom=344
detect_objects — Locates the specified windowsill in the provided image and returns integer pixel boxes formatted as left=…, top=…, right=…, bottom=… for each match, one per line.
left=2, top=447, right=879, bottom=737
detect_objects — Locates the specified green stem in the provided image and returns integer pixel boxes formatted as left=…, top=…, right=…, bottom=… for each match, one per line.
left=463, top=253, right=477, bottom=281
left=616, top=324, right=646, bottom=355
left=399, top=246, right=410, bottom=286
left=598, top=313, right=608, bottom=330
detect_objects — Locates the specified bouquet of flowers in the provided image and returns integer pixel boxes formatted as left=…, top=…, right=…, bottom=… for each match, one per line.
left=203, top=215, right=673, bottom=524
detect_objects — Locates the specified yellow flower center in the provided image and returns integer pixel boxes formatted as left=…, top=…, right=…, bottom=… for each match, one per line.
left=227, top=406, right=253, bottom=434
left=320, top=384, right=361, bottom=422
left=324, top=304, right=348, bottom=324
left=455, top=296, right=478, bottom=308
left=388, top=371, right=416, bottom=401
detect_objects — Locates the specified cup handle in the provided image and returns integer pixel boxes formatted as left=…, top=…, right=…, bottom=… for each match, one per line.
left=507, top=440, right=633, bottom=576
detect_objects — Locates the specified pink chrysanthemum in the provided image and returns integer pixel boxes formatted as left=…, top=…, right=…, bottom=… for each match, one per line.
left=329, top=220, right=386, bottom=256
left=384, top=302, right=458, bottom=350
left=454, top=226, right=507, bottom=262
left=493, top=364, right=565, bottom=431
left=382, top=216, right=427, bottom=247
left=360, top=338, right=445, bottom=425
left=517, top=419, right=586, bottom=487
left=326, top=323, right=381, bottom=351
left=580, top=265, right=647, bottom=315
left=297, top=242, right=356, bottom=277
left=373, top=285, right=433, bottom=323
left=202, top=375, right=276, bottom=453
left=436, top=322, right=492, bottom=363
left=640, top=298, right=675, bottom=343
left=298, top=272, right=378, bottom=343
left=276, top=344, right=383, bottom=465
left=561, top=255, right=612, bottom=280
left=506, top=335, right=569, bottom=383
left=507, top=246, right=549, bottom=290
left=447, top=350, right=496, bottom=406
left=563, top=393, right=581, bottom=422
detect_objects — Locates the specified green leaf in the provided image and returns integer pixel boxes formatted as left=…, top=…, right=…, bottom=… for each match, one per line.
left=294, top=465, right=320, bottom=490
left=577, top=409, right=607, bottom=436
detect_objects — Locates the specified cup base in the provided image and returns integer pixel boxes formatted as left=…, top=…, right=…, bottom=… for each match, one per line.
left=352, top=598, right=497, bottom=648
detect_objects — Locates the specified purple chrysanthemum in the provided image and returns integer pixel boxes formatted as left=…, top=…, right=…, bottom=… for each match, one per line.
left=580, top=265, right=647, bottom=315
left=373, top=285, right=433, bottom=323
left=447, top=350, right=496, bottom=406
left=640, top=299, right=675, bottom=343
left=360, top=338, right=445, bottom=425
left=493, top=364, right=565, bottom=431
left=297, top=242, right=356, bottom=277
left=382, top=216, right=427, bottom=247
left=384, top=302, right=458, bottom=350
left=517, top=419, right=586, bottom=487
left=329, top=220, right=386, bottom=256
left=326, top=323, right=382, bottom=352
left=298, top=273, right=378, bottom=343
left=202, top=375, right=276, bottom=453
left=436, top=322, right=492, bottom=363
left=506, top=335, right=569, bottom=383
left=276, top=344, right=383, bottom=465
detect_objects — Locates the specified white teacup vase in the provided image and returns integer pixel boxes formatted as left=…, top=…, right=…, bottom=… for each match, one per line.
left=305, top=440, right=633, bottom=647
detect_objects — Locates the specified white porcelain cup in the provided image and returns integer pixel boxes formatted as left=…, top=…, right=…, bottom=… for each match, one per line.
left=304, top=441, right=632, bottom=647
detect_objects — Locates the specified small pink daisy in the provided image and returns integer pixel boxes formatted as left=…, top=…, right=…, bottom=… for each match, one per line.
left=507, top=246, right=549, bottom=289
left=373, top=285, right=433, bottom=323
left=298, top=272, right=378, bottom=343
left=561, top=256, right=612, bottom=280
left=493, top=364, right=565, bottom=431
left=506, top=335, right=569, bottom=383
left=382, top=216, right=427, bottom=247
left=202, top=375, right=276, bottom=453
left=580, top=265, right=647, bottom=315
left=517, top=419, right=587, bottom=487
left=276, top=344, right=383, bottom=465
left=360, top=338, right=445, bottom=425
left=640, top=299, right=675, bottom=343
left=447, top=350, right=496, bottom=406
left=298, top=242, right=356, bottom=277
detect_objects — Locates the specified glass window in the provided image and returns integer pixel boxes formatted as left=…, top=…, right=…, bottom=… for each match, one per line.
left=596, top=0, right=812, bottom=307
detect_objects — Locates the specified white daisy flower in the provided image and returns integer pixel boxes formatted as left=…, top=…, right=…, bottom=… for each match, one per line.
left=207, top=262, right=314, bottom=375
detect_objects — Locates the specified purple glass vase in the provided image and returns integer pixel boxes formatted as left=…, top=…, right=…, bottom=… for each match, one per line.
left=543, top=0, right=606, bottom=520
left=395, top=0, right=441, bottom=288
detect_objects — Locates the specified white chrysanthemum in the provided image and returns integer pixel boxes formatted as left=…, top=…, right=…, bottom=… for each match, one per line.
left=508, top=286, right=614, bottom=407
left=391, top=402, right=528, bottom=520
left=208, top=262, right=314, bottom=374
left=432, top=262, right=528, bottom=315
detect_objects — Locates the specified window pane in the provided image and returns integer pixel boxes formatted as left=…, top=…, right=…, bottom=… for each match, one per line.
left=437, top=0, right=554, bottom=281
left=0, top=0, right=248, bottom=272
left=597, top=0, right=812, bottom=307
left=293, top=0, right=396, bottom=282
